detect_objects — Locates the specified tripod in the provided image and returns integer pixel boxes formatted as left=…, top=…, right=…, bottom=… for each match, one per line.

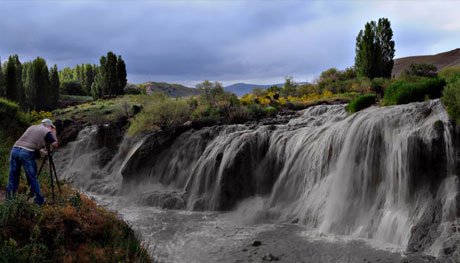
left=37, top=144, right=61, bottom=203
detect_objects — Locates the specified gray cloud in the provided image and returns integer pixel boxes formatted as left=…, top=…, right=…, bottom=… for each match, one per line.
left=0, top=1, right=459, bottom=86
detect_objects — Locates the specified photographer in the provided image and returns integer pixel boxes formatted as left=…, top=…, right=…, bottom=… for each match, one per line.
left=6, top=119, right=58, bottom=205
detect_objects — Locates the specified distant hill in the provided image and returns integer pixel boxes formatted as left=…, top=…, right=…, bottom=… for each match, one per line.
left=127, top=81, right=202, bottom=97
left=224, top=82, right=308, bottom=97
left=392, top=48, right=460, bottom=78
left=224, top=83, right=277, bottom=96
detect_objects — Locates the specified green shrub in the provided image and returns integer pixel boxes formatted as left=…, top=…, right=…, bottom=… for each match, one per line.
left=383, top=77, right=446, bottom=105
left=441, top=75, right=460, bottom=123
left=346, top=94, right=376, bottom=113
left=248, top=104, right=265, bottom=118
left=59, top=94, right=94, bottom=103
left=128, top=96, right=191, bottom=135
left=262, top=106, right=277, bottom=116
left=439, top=66, right=460, bottom=80
left=0, top=98, right=20, bottom=114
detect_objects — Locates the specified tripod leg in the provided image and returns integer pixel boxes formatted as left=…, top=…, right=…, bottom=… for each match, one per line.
left=37, top=158, right=47, bottom=179
left=48, top=155, right=55, bottom=203
left=50, top=156, right=61, bottom=195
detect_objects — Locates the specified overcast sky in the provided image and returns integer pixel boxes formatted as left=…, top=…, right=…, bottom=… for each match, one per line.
left=1, top=0, right=459, bottom=87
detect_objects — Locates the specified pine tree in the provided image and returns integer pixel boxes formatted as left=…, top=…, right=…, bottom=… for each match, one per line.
left=355, top=18, right=395, bottom=79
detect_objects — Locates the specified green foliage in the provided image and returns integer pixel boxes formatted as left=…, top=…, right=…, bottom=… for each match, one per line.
left=441, top=75, right=460, bottom=123
left=4, top=55, right=23, bottom=104
left=58, top=94, right=94, bottom=103
left=346, top=94, right=376, bottom=113
left=49, top=65, right=60, bottom=106
left=128, top=94, right=192, bottom=135
left=125, top=85, right=146, bottom=95
left=439, top=66, right=460, bottom=80
left=0, top=58, right=4, bottom=97
left=404, top=63, right=438, bottom=78
left=92, top=52, right=127, bottom=98
left=355, top=18, right=395, bottom=79
left=262, top=106, right=277, bottom=116
left=383, top=77, right=446, bottom=105
left=0, top=192, right=150, bottom=263
left=316, top=67, right=358, bottom=93
left=60, top=80, right=85, bottom=95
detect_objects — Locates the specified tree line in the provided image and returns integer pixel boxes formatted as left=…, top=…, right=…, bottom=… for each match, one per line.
left=0, top=51, right=127, bottom=110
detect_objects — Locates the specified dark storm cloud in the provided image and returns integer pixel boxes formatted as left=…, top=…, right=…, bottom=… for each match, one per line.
left=0, top=1, right=459, bottom=86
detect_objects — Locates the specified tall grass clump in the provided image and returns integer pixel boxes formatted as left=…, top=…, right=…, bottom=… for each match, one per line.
left=128, top=93, right=191, bottom=136
left=441, top=75, right=460, bottom=123
left=383, top=77, right=446, bottom=105
left=346, top=94, right=376, bottom=113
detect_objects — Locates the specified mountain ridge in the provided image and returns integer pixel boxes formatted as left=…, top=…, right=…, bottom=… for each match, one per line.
left=392, top=48, right=460, bottom=77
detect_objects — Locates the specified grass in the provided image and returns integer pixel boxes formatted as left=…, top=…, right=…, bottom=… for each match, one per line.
left=383, top=77, right=446, bottom=105
left=441, top=74, right=460, bottom=123
left=53, top=95, right=139, bottom=125
left=59, top=94, right=94, bottom=103
left=128, top=94, right=191, bottom=136
left=346, top=94, right=377, bottom=113
left=0, top=98, right=151, bottom=263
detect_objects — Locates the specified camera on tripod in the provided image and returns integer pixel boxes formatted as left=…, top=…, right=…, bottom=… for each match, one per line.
left=36, top=142, right=61, bottom=203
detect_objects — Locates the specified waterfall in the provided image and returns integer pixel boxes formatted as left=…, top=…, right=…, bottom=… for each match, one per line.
left=55, top=99, right=459, bottom=254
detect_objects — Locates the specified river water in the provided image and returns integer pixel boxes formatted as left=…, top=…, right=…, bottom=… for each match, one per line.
left=54, top=100, right=459, bottom=262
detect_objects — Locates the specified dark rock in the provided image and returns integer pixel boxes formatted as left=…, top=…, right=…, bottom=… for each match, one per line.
left=252, top=240, right=262, bottom=247
left=132, top=104, right=142, bottom=115
left=407, top=201, right=443, bottom=253
left=138, top=191, right=185, bottom=210
left=261, top=253, right=280, bottom=261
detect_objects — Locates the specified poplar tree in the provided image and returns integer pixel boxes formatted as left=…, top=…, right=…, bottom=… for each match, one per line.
left=0, top=58, right=4, bottom=97
left=116, top=55, right=127, bottom=95
left=5, top=55, right=22, bottom=103
left=83, top=63, right=95, bottom=95
left=49, top=64, right=60, bottom=108
left=355, top=18, right=395, bottom=79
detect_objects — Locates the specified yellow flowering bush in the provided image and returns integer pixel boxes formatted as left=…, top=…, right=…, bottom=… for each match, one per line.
left=29, top=110, right=53, bottom=125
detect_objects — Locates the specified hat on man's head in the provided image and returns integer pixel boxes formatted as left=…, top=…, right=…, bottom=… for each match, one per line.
left=41, top=119, right=55, bottom=129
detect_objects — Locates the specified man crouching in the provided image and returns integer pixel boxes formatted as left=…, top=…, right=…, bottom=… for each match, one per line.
left=6, top=119, right=58, bottom=205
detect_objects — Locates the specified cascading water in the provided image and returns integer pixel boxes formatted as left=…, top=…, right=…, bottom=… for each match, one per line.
left=55, top=99, right=459, bottom=261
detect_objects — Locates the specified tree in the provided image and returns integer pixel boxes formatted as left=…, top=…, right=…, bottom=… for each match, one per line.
left=355, top=18, right=395, bottom=79
left=404, top=63, right=437, bottom=78
left=25, top=57, right=51, bottom=110
left=49, top=64, right=60, bottom=107
left=116, top=56, right=127, bottom=95
left=195, top=80, right=224, bottom=107
left=0, top=58, right=4, bottom=97
left=5, top=55, right=24, bottom=104
left=82, top=64, right=95, bottom=95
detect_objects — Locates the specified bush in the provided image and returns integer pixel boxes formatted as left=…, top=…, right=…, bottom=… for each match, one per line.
left=383, top=77, right=446, bottom=105
left=0, top=98, right=20, bottom=114
left=128, top=95, right=191, bottom=135
left=0, top=99, right=29, bottom=140
left=59, top=94, right=94, bottom=103
left=60, top=80, right=86, bottom=96
left=346, top=94, right=376, bottom=113
left=404, top=63, right=438, bottom=78
left=263, top=106, right=277, bottom=116
left=441, top=75, right=460, bottom=123
left=439, top=66, right=460, bottom=80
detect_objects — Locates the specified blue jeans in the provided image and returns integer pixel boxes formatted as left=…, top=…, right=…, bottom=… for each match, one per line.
left=6, top=147, right=45, bottom=205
